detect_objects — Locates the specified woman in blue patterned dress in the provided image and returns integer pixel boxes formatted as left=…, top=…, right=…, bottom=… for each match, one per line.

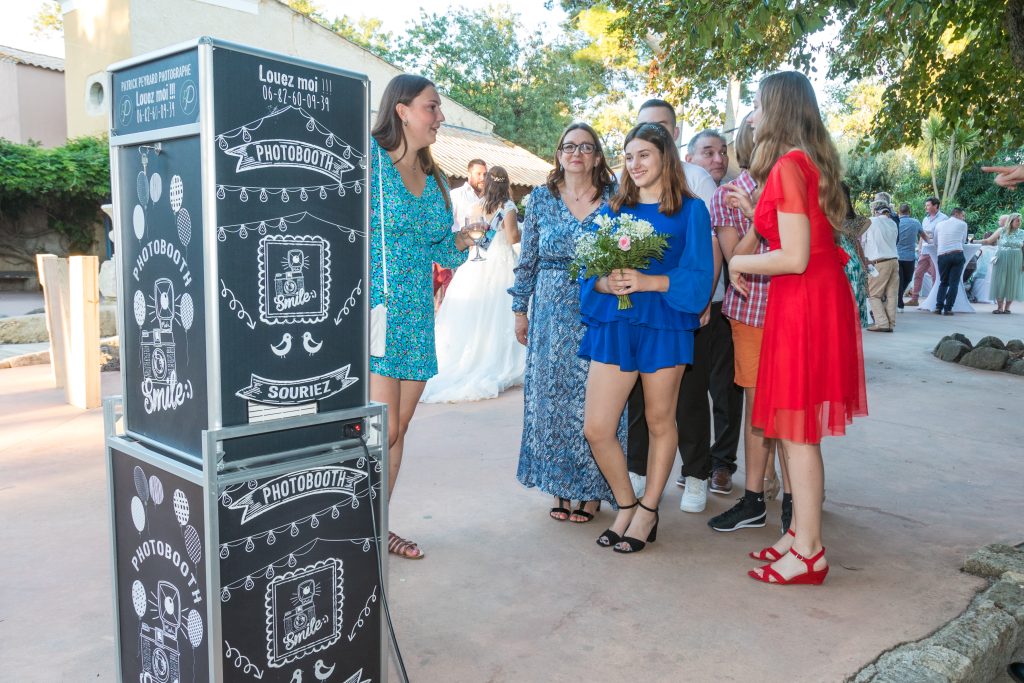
left=510, top=122, right=620, bottom=523
left=370, top=75, right=473, bottom=559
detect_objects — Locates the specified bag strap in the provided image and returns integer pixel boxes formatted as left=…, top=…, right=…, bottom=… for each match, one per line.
left=377, top=148, right=388, bottom=296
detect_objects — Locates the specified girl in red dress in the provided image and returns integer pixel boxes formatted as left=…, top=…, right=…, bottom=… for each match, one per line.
left=727, top=71, right=867, bottom=585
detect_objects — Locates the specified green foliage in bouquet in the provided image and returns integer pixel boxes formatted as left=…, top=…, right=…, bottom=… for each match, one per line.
left=569, top=213, right=669, bottom=309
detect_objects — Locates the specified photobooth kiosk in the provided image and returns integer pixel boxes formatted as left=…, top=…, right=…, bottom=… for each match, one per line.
left=104, top=38, right=387, bottom=683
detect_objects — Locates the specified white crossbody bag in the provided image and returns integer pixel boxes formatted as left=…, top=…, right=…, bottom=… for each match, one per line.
left=369, top=149, right=388, bottom=357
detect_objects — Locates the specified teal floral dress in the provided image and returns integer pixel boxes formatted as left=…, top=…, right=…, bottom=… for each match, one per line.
left=370, top=139, right=464, bottom=380
left=838, top=233, right=870, bottom=327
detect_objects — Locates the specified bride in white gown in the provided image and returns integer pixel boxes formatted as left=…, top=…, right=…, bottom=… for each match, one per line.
left=422, top=166, right=527, bottom=403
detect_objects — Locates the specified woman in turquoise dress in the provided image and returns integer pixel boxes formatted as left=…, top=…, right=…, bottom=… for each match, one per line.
left=370, top=75, right=472, bottom=559
left=980, top=212, right=1024, bottom=313
left=510, top=122, right=621, bottom=523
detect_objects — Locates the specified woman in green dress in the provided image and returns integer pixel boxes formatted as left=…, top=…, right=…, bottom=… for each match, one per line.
left=370, top=75, right=473, bottom=558
left=980, top=212, right=1024, bottom=313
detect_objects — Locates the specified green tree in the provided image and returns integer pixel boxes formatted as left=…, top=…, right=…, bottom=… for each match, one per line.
left=392, top=6, right=622, bottom=157
left=568, top=0, right=1024, bottom=150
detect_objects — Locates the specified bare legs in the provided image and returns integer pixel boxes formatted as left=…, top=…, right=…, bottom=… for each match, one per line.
left=752, top=439, right=827, bottom=581
left=370, top=372, right=426, bottom=558
left=584, top=361, right=685, bottom=547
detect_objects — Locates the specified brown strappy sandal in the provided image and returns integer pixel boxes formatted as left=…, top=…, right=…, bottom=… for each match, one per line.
left=388, top=531, right=424, bottom=560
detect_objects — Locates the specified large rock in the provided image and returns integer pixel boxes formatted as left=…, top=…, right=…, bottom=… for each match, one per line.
left=934, top=340, right=970, bottom=363
left=1007, top=338, right=1024, bottom=353
left=950, top=332, right=973, bottom=348
left=923, top=603, right=1019, bottom=683
left=1008, top=359, right=1024, bottom=376
left=0, top=305, right=118, bottom=343
left=965, top=544, right=1024, bottom=579
left=975, top=335, right=1006, bottom=350
left=959, top=347, right=1009, bottom=371
left=936, top=341, right=969, bottom=362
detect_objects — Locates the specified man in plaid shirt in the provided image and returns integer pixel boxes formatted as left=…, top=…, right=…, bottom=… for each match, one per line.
left=705, top=116, right=792, bottom=535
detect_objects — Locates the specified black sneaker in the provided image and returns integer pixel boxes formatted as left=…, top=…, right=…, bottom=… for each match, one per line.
left=781, top=497, right=792, bottom=534
left=707, top=495, right=766, bottom=532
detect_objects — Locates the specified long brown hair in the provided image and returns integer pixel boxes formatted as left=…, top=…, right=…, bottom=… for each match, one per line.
left=734, top=113, right=755, bottom=170
left=610, top=123, right=693, bottom=215
left=545, top=122, right=614, bottom=203
left=749, top=71, right=846, bottom=233
left=371, top=74, right=451, bottom=211
left=482, top=166, right=511, bottom=215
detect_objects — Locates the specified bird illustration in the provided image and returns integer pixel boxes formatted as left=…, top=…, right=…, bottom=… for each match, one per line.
left=314, top=660, right=335, bottom=681
left=290, top=669, right=303, bottom=683
left=271, top=333, right=292, bottom=357
left=302, top=331, right=323, bottom=356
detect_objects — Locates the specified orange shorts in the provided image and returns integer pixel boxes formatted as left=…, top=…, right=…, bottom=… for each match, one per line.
left=729, top=318, right=764, bottom=388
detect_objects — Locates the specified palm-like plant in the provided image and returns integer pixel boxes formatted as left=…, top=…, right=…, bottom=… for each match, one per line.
left=922, top=114, right=982, bottom=205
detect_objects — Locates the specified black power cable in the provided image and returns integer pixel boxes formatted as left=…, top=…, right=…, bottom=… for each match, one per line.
left=357, top=436, right=410, bottom=683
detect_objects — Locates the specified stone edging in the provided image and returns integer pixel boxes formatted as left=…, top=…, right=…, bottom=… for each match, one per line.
left=850, top=544, right=1024, bottom=682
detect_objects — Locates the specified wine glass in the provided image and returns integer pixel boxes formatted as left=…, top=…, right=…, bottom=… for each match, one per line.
left=465, top=216, right=487, bottom=261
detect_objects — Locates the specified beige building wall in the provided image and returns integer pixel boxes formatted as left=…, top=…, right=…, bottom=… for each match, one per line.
left=16, top=66, right=67, bottom=146
left=0, top=60, right=67, bottom=147
left=64, top=0, right=494, bottom=138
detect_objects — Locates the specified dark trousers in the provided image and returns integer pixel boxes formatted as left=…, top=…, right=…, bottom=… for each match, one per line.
left=936, top=251, right=965, bottom=313
left=897, top=260, right=915, bottom=309
left=626, top=302, right=743, bottom=479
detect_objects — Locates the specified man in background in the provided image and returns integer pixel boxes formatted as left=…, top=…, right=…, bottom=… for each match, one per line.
left=863, top=199, right=900, bottom=331
left=906, top=197, right=947, bottom=306
left=895, top=204, right=927, bottom=312
left=932, top=207, right=969, bottom=315
left=435, top=159, right=487, bottom=308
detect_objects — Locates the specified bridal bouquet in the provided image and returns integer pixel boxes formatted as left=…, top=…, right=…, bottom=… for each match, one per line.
left=570, top=214, right=669, bottom=309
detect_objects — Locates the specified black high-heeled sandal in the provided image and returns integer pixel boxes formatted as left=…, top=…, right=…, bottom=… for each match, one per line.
left=549, top=497, right=571, bottom=521
left=596, top=500, right=637, bottom=547
left=613, top=501, right=659, bottom=554
left=570, top=500, right=601, bottom=523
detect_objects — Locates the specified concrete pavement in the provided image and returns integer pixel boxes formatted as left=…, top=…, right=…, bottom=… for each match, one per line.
left=0, top=304, right=1022, bottom=681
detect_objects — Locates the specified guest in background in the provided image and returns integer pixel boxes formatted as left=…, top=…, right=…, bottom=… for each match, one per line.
left=980, top=212, right=1024, bottom=313
left=370, top=75, right=473, bottom=559
left=712, top=114, right=792, bottom=534
left=728, top=71, right=867, bottom=585
left=581, top=122, right=713, bottom=554
left=932, top=207, right=969, bottom=315
left=896, top=204, right=927, bottom=310
left=434, top=159, right=488, bottom=309
left=686, top=129, right=730, bottom=184
left=862, top=199, right=900, bottom=332
left=838, top=190, right=872, bottom=328
left=423, top=166, right=525, bottom=402
left=907, top=197, right=948, bottom=306
left=510, top=123, right=620, bottom=524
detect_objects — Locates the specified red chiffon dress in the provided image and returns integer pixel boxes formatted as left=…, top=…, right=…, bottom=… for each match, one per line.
left=752, top=150, right=867, bottom=444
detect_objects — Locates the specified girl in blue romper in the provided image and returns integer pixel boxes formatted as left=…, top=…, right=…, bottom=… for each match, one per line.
left=579, top=123, right=713, bottom=554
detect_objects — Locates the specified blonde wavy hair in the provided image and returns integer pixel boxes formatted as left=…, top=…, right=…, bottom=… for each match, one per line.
left=1006, top=212, right=1022, bottom=232
left=749, top=71, right=846, bottom=235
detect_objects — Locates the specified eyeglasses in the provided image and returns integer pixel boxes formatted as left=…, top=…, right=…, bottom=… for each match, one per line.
left=558, top=142, right=596, bottom=155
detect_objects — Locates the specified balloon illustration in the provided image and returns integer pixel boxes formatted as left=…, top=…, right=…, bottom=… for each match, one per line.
left=133, top=205, right=146, bottom=240
left=137, top=171, right=149, bottom=205
left=148, top=475, right=164, bottom=505
left=176, top=208, right=192, bottom=246
left=130, top=496, right=146, bottom=532
left=183, top=525, right=202, bottom=565
left=133, top=290, right=147, bottom=327
left=133, top=466, right=149, bottom=502
left=149, top=173, right=163, bottom=204
left=169, top=174, right=184, bottom=212
left=179, top=293, right=194, bottom=331
left=172, top=489, right=190, bottom=526
left=131, top=580, right=147, bottom=618
left=186, top=610, right=204, bottom=648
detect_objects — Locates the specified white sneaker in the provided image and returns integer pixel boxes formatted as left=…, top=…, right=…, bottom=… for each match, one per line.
left=680, top=476, right=708, bottom=513
left=629, top=472, right=646, bottom=499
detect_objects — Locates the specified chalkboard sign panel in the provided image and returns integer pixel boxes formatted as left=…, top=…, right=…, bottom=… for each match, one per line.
left=112, top=50, right=200, bottom=137
left=211, top=47, right=368, bottom=444
left=118, top=136, right=208, bottom=457
left=111, top=449, right=209, bottom=683
left=217, top=457, right=383, bottom=682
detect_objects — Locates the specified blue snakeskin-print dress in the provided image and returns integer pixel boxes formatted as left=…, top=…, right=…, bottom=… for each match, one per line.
left=370, top=139, right=464, bottom=380
left=509, top=185, right=624, bottom=504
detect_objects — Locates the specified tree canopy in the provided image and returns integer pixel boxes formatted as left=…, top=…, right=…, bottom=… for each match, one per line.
left=569, top=0, right=1024, bottom=150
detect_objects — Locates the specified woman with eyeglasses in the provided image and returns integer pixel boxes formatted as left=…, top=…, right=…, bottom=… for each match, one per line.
left=510, top=123, right=622, bottom=524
